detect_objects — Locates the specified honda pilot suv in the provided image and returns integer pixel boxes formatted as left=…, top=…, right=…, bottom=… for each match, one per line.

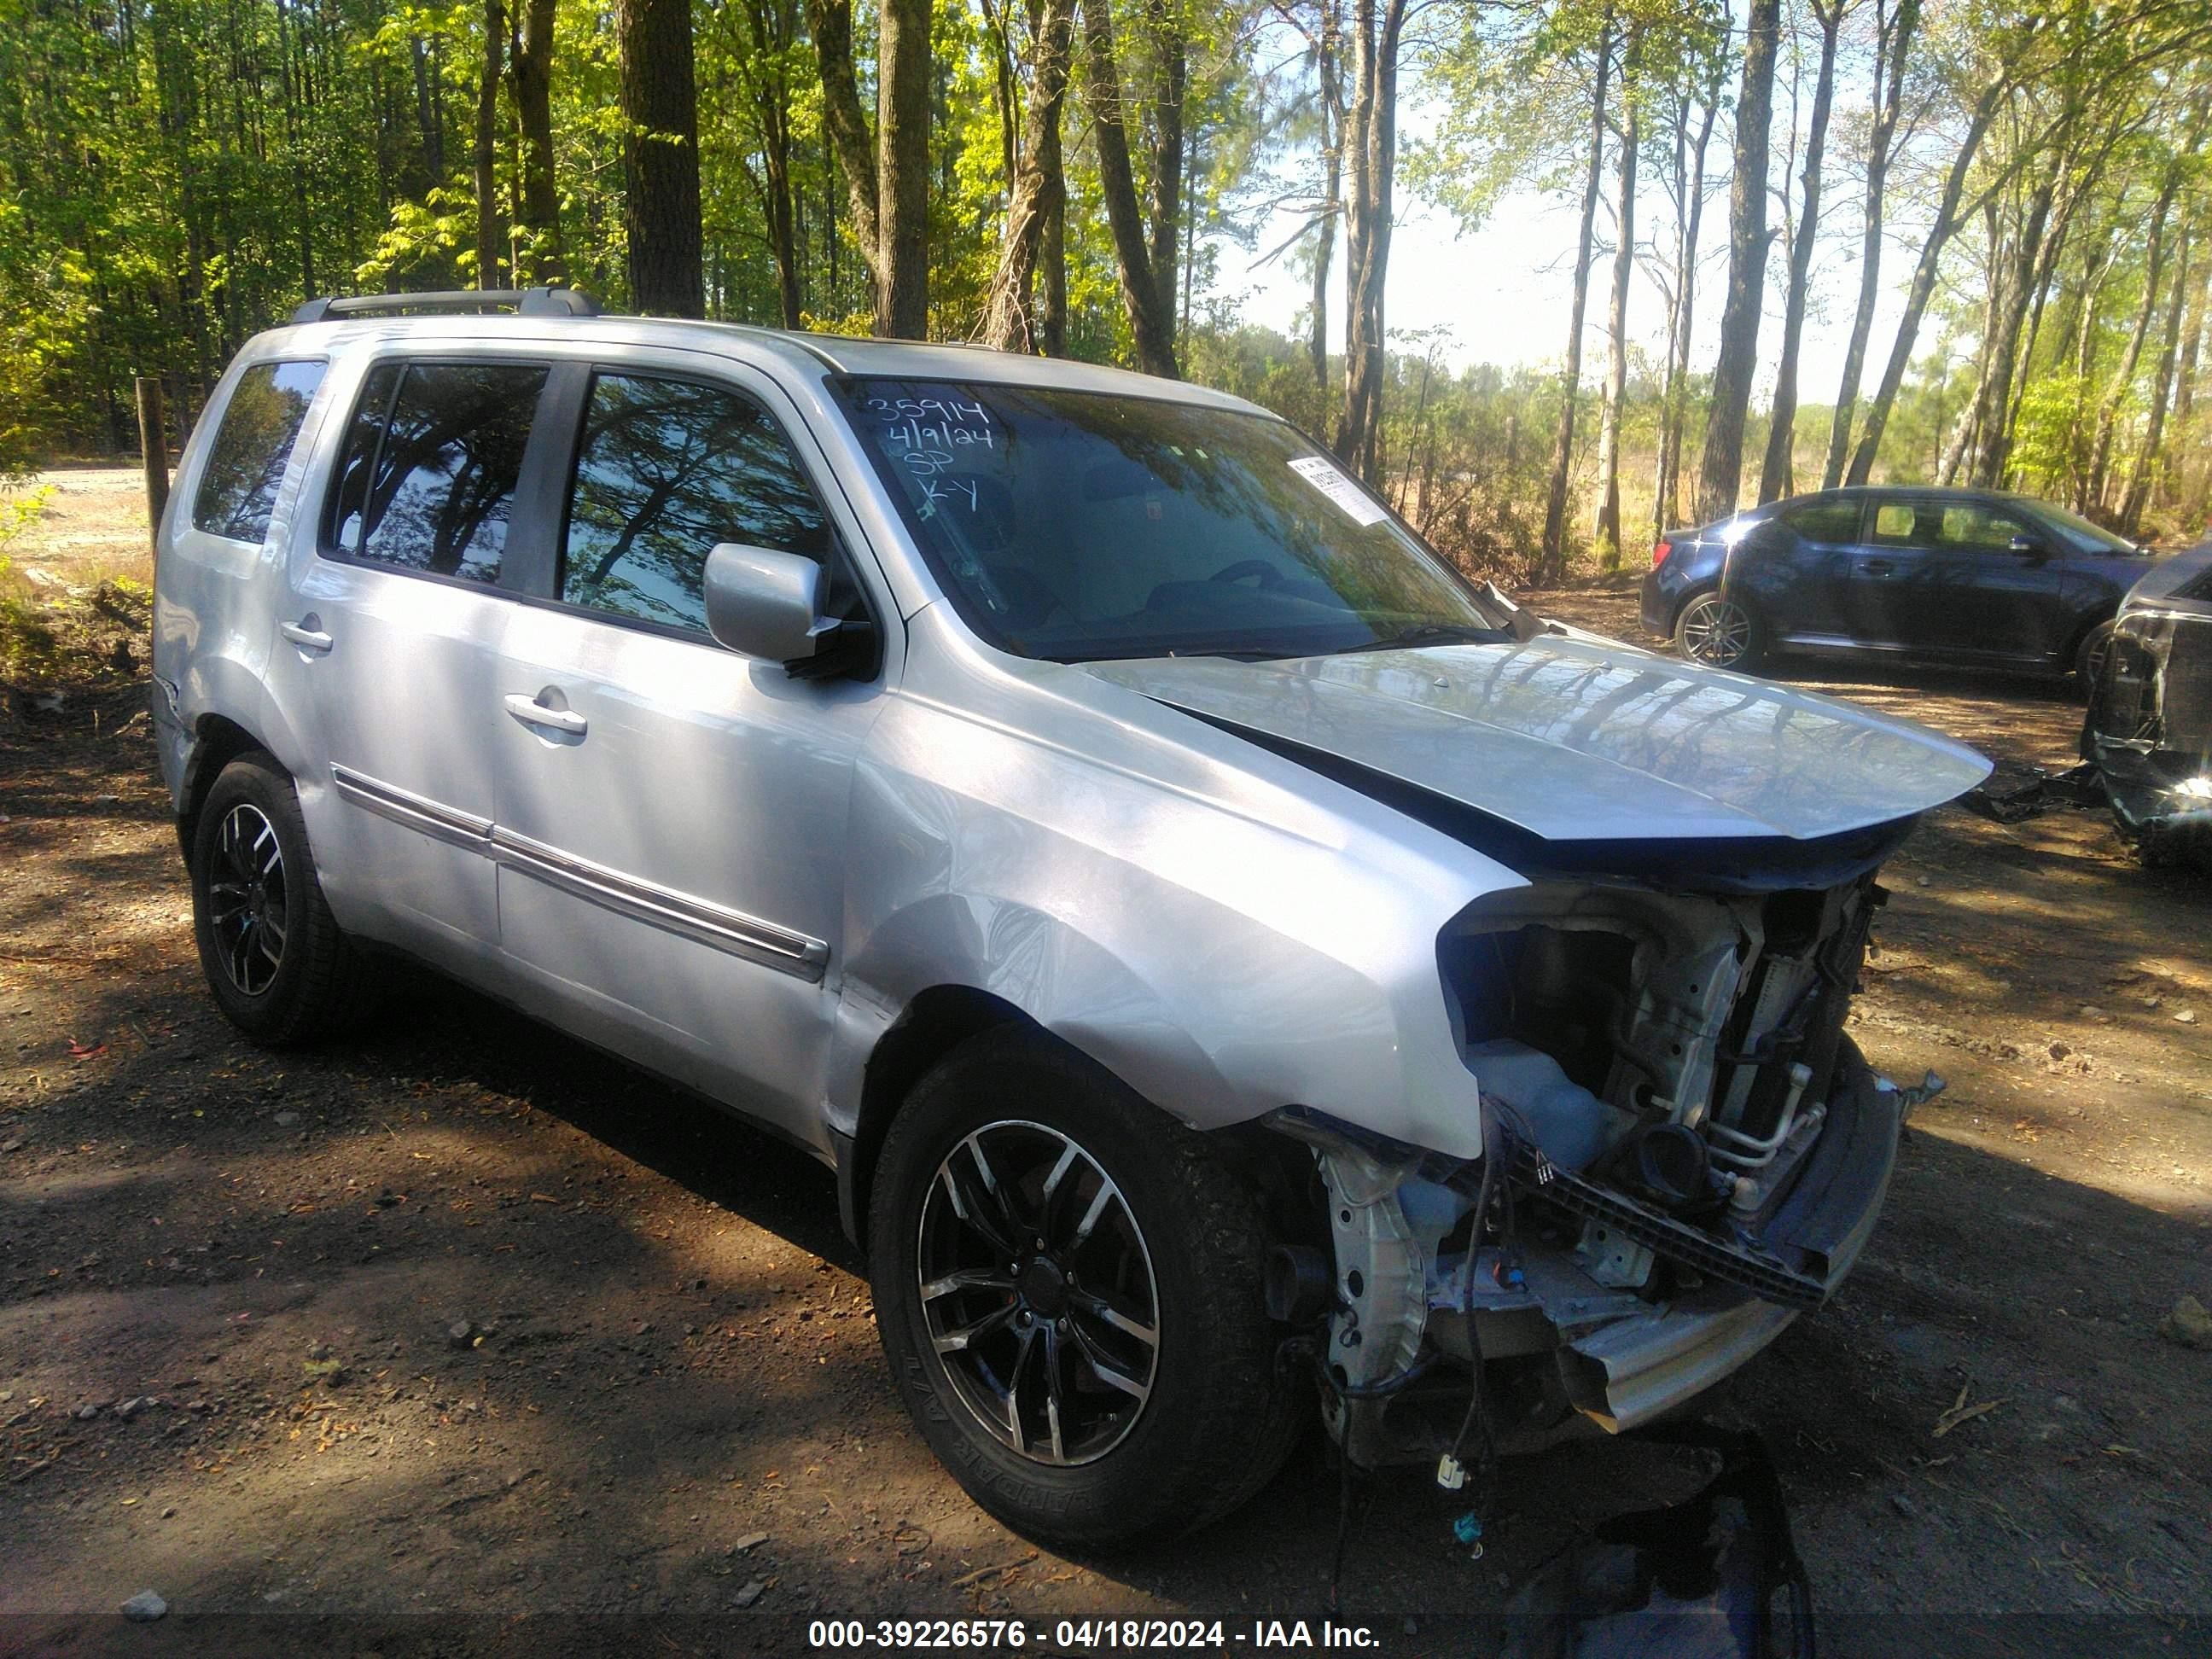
left=153, top=289, right=1990, bottom=1546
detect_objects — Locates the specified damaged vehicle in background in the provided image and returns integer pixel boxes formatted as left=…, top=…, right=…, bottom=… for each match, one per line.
left=2084, top=534, right=2212, bottom=869
left=152, top=294, right=1993, bottom=1550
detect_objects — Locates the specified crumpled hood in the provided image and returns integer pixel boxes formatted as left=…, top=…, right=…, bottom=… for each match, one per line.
left=1083, top=636, right=1991, bottom=843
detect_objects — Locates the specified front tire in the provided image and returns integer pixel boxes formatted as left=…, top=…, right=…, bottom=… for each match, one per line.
left=869, top=1027, right=1302, bottom=1547
left=2073, top=618, right=2116, bottom=703
left=1674, top=590, right=1765, bottom=672
left=189, top=752, right=370, bottom=1045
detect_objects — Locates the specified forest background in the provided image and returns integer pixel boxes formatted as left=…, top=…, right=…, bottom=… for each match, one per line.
left=3, top=0, right=2210, bottom=584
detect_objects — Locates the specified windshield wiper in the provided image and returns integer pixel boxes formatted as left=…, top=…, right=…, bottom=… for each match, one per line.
left=1330, top=623, right=1510, bottom=655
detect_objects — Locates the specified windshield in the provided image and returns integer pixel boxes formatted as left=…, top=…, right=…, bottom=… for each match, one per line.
left=2024, top=498, right=2138, bottom=556
left=834, top=377, right=1511, bottom=661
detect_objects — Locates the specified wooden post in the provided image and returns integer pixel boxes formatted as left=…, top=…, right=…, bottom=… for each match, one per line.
left=135, top=375, right=170, bottom=556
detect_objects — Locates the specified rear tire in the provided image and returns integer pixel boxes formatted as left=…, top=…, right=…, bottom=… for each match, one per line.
left=868, top=1026, right=1303, bottom=1547
left=1674, top=591, right=1765, bottom=672
left=189, top=752, right=372, bottom=1045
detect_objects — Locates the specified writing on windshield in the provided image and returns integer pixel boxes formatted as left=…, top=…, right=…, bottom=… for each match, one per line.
left=836, top=377, right=1505, bottom=662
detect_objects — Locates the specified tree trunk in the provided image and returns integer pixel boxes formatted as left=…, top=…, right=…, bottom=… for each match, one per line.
left=1310, top=0, right=1343, bottom=396
left=1539, top=11, right=1613, bottom=582
left=1331, top=0, right=1409, bottom=480
left=1655, top=54, right=1721, bottom=538
left=806, top=0, right=882, bottom=291
left=1082, top=0, right=1178, bottom=375
left=2117, top=230, right=2190, bottom=537
left=981, top=0, right=1077, bottom=352
left=2086, top=183, right=2182, bottom=510
left=2174, top=249, right=2210, bottom=520
left=474, top=0, right=506, bottom=288
left=734, top=0, right=804, bottom=325
left=981, top=0, right=1019, bottom=196
left=1935, top=197, right=2004, bottom=487
left=1144, top=0, right=1187, bottom=355
left=1695, top=0, right=1779, bottom=522
left=876, top=0, right=932, bottom=336
left=2087, top=97, right=2208, bottom=509
left=1592, top=26, right=1639, bottom=558
left=2175, top=254, right=2208, bottom=427
left=618, top=0, right=703, bottom=317
left=762, top=111, right=803, bottom=326
left=1755, top=0, right=1839, bottom=504
left=1825, top=0, right=1918, bottom=487
left=1969, top=166, right=2062, bottom=488
left=1844, top=79, right=2004, bottom=485
left=508, top=0, right=564, bottom=285
left=2003, top=153, right=2098, bottom=463
left=411, top=37, right=445, bottom=183
left=1039, top=183, right=1068, bottom=354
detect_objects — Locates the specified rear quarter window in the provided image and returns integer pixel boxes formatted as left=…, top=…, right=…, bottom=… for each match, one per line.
left=192, top=361, right=328, bottom=542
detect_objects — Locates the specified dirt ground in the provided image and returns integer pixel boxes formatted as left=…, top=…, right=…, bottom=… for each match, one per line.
left=2, top=474, right=2208, bottom=1656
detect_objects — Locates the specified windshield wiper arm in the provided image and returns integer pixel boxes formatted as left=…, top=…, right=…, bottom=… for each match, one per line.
left=1331, top=624, right=1510, bottom=655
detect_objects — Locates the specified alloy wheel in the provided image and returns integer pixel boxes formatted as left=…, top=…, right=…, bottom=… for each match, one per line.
left=206, top=803, right=288, bottom=996
left=915, top=1120, right=1160, bottom=1467
left=1680, top=596, right=1754, bottom=667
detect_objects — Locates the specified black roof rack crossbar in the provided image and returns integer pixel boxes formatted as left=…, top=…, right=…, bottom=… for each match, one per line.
left=289, top=287, right=602, bottom=325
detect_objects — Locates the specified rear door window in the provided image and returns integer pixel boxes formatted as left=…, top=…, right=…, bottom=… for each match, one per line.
left=326, top=360, right=548, bottom=583
left=193, top=360, right=328, bottom=542
left=560, top=372, right=831, bottom=633
left=1870, top=498, right=1940, bottom=549
left=1778, top=498, right=1863, bottom=542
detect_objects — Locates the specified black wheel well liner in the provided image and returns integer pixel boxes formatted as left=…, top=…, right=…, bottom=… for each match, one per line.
left=177, top=714, right=271, bottom=857
left=839, top=986, right=1033, bottom=1249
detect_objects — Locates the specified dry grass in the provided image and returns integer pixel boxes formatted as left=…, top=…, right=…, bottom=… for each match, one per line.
left=2, top=469, right=154, bottom=696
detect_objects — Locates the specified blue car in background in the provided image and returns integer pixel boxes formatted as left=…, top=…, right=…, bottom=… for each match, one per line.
left=1639, top=486, right=2156, bottom=691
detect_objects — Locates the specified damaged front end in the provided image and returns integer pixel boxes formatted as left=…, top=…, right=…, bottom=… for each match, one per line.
left=2084, top=560, right=2212, bottom=867
left=1273, top=869, right=1925, bottom=1469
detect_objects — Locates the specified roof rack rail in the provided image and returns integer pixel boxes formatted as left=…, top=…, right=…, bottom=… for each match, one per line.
left=288, top=287, right=602, bottom=326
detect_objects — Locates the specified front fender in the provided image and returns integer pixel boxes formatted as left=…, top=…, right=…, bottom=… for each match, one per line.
left=827, top=622, right=1527, bottom=1158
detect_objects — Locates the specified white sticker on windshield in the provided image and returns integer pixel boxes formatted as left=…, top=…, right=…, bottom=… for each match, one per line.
left=1287, top=456, right=1389, bottom=526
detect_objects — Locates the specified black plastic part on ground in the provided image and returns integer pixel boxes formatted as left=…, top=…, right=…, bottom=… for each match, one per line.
left=1497, top=1423, right=1815, bottom=1659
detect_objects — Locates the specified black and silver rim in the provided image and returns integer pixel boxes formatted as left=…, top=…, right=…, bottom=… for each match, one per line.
left=207, top=803, right=288, bottom=996
left=1680, top=596, right=1753, bottom=667
left=916, top=1120, right=1160, bottom=1467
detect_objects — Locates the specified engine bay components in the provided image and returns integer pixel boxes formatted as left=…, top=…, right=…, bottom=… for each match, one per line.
left=1276, top=865, right=1905, bottom=1468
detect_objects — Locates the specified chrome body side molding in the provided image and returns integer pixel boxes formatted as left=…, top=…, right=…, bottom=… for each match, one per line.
left=330, top=763, right=494, bottom=850
left=330, top=765, right=829, bottom=982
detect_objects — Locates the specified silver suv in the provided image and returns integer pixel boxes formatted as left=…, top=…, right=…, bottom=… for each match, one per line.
left=152, top=290, right=1988, bottom=1545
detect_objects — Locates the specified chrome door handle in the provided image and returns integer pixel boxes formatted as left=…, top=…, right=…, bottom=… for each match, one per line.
left=1861, top=559, right=1894, bottom=576
left=504, top=693, right=588, bottom=736
left=281, top=620, right=334, bottom=652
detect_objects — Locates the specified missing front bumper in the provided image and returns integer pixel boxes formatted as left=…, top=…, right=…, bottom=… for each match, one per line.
left=1290, top=1042, right=1901, bottom=1464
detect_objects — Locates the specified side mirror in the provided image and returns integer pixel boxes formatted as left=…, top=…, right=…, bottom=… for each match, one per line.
left=702, top=543, right=834, bottom=663
left=2007, top=534, right=2048, bottom=562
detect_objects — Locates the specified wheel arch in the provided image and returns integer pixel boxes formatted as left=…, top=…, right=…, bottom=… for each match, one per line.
left=177, top=713, right=274, bottom=859
left=838, top=985, right=1037, bottom=1249
left=2062, top=607, right=2118, bottom=675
